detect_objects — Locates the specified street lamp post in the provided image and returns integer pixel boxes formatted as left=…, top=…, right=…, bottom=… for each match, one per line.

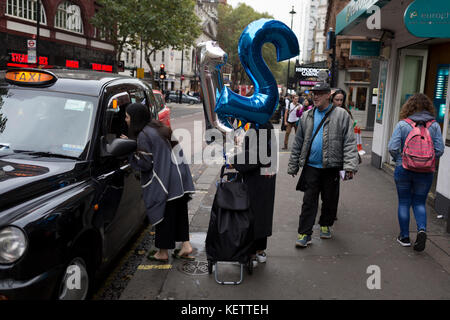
left=286, top=6, right=296, bottom=91
left=179, top=49, right=184, bottom=104
left=36, top=0, right=41, bottom=66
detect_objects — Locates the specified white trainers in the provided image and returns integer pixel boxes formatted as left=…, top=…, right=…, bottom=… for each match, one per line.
left=256, top=252, right=267, bottom=263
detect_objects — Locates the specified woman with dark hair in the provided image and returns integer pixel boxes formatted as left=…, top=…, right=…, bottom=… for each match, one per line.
left=125, top=103, right=196, bottom=262
left=388, top=94, right=444, bottom=252
left=331, top=89, right=354, bottom=123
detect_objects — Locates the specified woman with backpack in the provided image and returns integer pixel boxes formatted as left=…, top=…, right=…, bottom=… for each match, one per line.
left=388, top=94, right=444, bottom=252
left=125, top=103, right=196, bottom=262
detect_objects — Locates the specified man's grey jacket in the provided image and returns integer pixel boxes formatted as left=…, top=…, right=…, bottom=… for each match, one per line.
left=287, top=106, right=359, bottom=175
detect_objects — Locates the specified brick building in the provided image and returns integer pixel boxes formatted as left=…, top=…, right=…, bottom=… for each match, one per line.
left=0, top=0, right=115, bottom=71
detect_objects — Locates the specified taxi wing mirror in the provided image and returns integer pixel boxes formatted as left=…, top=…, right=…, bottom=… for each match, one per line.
left=106, top=138, right=136, bottom=157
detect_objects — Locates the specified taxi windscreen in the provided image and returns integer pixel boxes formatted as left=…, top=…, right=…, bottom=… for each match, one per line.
left=0, top=88, right=96, bottom=159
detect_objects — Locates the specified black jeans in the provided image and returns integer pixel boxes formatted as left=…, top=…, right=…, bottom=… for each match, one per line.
left=298, top=165, right=340, bottom=235
left=155, top=195, right=190, bottom=249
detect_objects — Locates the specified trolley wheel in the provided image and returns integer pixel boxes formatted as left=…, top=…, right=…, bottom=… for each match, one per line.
left=208, top=260, right=213, bottom=274
left=247, top=259, right=253, bottom=275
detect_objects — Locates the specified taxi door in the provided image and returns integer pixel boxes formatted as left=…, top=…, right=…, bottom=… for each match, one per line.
left=94, top=84, right=145, bottom=263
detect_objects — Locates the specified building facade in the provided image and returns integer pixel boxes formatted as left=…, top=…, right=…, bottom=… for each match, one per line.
left=0, top=0, right=115, bottom=71
left=335, top=0, right=450, bottom=217
left=325, top=0, right=378, bottom=130
left=311, top=0, right=328, bottom=63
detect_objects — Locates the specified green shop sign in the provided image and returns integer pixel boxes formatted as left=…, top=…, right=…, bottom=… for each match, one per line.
left=350, top=40, right=381, bottom=59
left=336, top=0, right=391, bottom=35
left=404, top=0, right=450, bottom=38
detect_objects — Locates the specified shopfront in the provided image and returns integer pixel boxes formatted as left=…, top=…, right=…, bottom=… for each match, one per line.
left=336, top=0, right=450, bottom=216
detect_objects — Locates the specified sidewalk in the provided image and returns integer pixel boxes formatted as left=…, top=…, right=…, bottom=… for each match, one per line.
left=120, top=129, right=450, bottom=300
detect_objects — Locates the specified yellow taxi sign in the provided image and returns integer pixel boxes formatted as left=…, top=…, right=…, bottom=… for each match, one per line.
left=5, top=69, right=56, bottom=86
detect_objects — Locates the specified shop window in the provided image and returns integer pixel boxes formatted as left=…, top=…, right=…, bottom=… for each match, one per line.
left=6, top=0, right=47, bottom=24
left=54, top=1, right=83, bottom=34
left=349, top=70, right=370, bottom=82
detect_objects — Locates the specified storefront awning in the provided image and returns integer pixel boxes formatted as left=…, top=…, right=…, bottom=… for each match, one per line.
left=336, top=0, right=392, bottom=35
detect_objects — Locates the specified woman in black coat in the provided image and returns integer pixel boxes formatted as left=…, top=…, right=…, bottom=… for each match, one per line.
left=231, top=121, right=277, bottom=266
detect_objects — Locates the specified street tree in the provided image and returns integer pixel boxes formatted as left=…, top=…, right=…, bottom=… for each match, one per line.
left=136, top=0, right=202, bottom=87
left=217, top=3, right=285, bottom=87
left=91, top=0, right=140, bottom=63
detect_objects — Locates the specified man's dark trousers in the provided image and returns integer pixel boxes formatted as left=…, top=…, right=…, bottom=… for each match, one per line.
left=298, top=165, right=340, bottom=235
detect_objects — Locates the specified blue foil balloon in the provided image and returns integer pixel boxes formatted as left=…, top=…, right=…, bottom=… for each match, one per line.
left=215, top=19, right=299, bottom=125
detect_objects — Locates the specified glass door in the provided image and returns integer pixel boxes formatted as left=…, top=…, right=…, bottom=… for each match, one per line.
left=348, top=86, right=369, bottom=128
left=387, top=49, right=428, bottom=164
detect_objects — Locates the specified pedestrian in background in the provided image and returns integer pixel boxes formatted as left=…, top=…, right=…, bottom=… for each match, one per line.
left=283, top=94, right=301, bottom=150
left=125, top=103, right=196, bottom=262
left=296, top=98, right=313, bottom=121
left=331, top=89, right=357, bottom=127
left=281, top=94, right=290, bottom=131
left=388, top=93, right=444, bottom=252
left=287, top=82, right=359, bottom=248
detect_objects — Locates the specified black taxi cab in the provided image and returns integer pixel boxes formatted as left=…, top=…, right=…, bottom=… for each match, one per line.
left=0, top=68, right=159, bottom=300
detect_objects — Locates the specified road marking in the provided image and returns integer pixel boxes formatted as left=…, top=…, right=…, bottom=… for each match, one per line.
left=138, top=264, right=172, bottom=270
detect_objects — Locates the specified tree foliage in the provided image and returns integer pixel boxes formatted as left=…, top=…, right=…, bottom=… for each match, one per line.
left=136, top=0, right=202, bottom=85
left=92, top=0, right=202, bottom=84
left=217, top=3, right=288, bottom=87
left=91, top=0, right=140, bottom=61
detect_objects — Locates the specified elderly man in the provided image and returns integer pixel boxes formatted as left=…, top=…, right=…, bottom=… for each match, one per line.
left=287, top=82, right=359, bottom=248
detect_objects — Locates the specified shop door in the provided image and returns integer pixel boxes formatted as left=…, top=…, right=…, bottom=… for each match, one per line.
left=348, top=86, right=369, bottom=129
left=388, top=49, right=428, bottom=165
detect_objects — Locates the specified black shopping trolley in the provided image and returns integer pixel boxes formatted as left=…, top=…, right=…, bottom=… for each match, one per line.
left=205, top=165, right=254, bottom=285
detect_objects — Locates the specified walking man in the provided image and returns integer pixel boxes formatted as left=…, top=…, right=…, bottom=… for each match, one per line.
left=287, top=82, right=359, bottom=247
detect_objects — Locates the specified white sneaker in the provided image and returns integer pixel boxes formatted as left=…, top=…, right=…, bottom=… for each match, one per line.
left=256, top=252, right=267, bottom=263
left=252, top=259, right=258, bottom=268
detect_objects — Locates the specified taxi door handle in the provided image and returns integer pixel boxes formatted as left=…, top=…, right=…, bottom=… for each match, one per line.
left=98, top=164, right=131, bottom=180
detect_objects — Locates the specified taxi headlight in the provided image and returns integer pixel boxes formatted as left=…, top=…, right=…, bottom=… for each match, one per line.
left=0, top=227, right=27, bottom=264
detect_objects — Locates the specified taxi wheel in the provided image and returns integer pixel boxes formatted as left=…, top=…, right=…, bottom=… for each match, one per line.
left=57, top=257, right=91, bottom=300
left=189, top=100, right=195, bottom=105
left=167, top=98, right=172, bottom=103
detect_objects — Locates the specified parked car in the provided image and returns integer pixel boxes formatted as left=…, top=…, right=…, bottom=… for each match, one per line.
left=152, top=89, right=171, bottom=128
left=165, top=92, right=200, bottom=104
left=0, top=68, right=161, bottom=300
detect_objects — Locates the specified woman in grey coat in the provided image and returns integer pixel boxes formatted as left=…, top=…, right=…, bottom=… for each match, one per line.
left=125, top=103, right=195, bottom=262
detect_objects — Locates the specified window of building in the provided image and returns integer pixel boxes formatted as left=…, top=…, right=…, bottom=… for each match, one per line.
left=153, top=52, right=156, bottom=62
left=55, top=1, right=83, bottom=34
left=6, top=0, right=47, bottom=24
left=162, top=51, right=165, bottom=63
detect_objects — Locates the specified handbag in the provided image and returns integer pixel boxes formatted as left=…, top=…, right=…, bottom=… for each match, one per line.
left=296, top=106, right=335, bottom=191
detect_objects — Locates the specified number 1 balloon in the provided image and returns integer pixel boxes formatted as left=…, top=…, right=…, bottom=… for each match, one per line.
left=215, top=19, right=299, bottom=125
left=196, top=41, right=233, bottom=135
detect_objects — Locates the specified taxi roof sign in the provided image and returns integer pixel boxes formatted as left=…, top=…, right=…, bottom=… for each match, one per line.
left=5, top=69, right=57, bottom=86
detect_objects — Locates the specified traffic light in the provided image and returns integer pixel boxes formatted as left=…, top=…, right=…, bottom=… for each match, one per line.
left=159, top=64, right=166, bottom=80
left=117, top=60, right=124, bottom=72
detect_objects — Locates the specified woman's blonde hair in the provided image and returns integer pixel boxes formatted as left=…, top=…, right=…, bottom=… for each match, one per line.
left=399, top=93, right=436, bottom=119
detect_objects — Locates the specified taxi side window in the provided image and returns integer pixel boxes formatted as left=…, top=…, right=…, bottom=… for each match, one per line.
left=104, top=91, right=131, bottom=144
left=128, top=88, right=146, bottom=104
left=142, top=83, right=159, bottom=119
